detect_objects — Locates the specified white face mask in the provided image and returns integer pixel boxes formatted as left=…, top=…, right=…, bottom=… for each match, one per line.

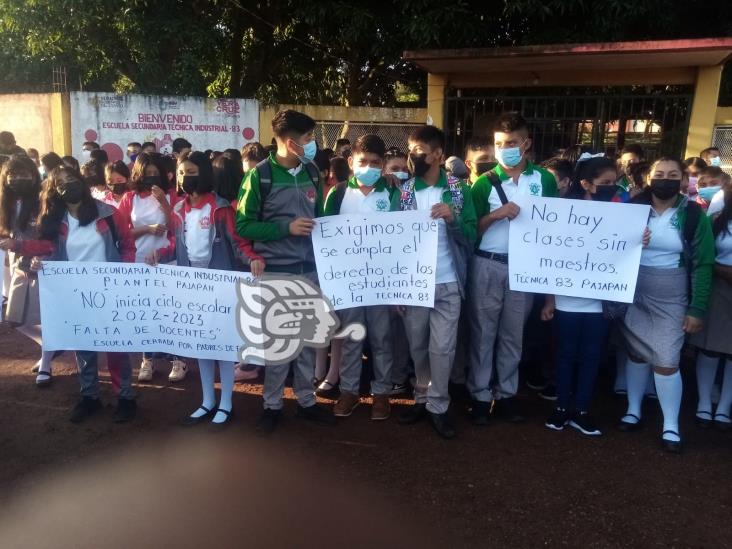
left=82, top=150, right=92, bottom=160
left=710, top=156, right=721, bottom=167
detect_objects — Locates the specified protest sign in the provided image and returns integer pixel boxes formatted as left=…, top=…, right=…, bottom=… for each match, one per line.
left=38, top=262, right=254, bottom=362
left=508, top=196, right=650, bottom=302
left=70, top=92, right=259, bottom=162
left=312, top=211, right=439, bottom=310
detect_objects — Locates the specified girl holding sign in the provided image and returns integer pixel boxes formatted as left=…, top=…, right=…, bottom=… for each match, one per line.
left=0, top=155, right=60, bottom=386
left=22, top=166, right=137, bottom=423
left=690, top=186, right=732, bottom=430
left=618, top=158, right=715, bottom=453
left=116, top=153, right=187, bottom=383
left=147, top=151, right=264, bottom=428
left=541, top=156, right=637, bottom=436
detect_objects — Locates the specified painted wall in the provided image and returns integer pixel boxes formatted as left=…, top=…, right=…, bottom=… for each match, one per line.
left=0, top=93, right=57, bottom=154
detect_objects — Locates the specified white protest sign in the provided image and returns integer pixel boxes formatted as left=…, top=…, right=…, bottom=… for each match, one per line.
left=39, top=262, right=254, bottom=362
left=70, top=92, right=259, bottom=163
left=508, top=196, right=650, bottom=302
left=312, top=211, right=438, bottom=310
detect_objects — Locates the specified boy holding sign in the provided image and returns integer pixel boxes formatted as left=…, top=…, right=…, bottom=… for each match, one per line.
left=393, top=126, right=476, bottom=439
left=236, top=109, right=335, bottom=433
left=468, top=112, right=557, bottom=425
left=324, top=134, right=396, bottom=421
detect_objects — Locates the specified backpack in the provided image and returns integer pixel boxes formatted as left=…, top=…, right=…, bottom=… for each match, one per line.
left=399, top=174, right=465, bottom=215
left=255, top=158, right=321, bottom=220
left=486, top=170, right=509, bottom=205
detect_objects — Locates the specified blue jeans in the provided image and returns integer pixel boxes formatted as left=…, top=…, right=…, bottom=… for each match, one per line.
left=555, top=311, right=609, bottom=412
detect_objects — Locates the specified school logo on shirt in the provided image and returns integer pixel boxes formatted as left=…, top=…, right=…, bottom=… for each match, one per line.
left=236, top=276, right=366, bottom=366
left=376, top=198, right=389, bottom=211
left=670, top=212, right=680, bottom=230
left=529, top=181, right=541, bottom=196
left=199, top=216, right=212, bottom=230
left=305, top=188, right=317, bottom=203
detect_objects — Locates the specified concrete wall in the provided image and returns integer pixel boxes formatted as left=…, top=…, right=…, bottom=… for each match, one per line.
left=0, top=93, right=69, bottom=154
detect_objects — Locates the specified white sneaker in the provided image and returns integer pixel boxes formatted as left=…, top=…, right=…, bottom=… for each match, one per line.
left=138, top=358, right=155, bottom=382
left=168, top=359, right=188, bottom=382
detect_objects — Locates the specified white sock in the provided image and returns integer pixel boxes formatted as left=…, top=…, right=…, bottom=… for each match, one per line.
left=191, top=359, right=216, bottom=418
left=715, top=359, right=732, bottom=422
left=614, top=349, right=627, bottom=392
left=624, top=357, right=649, bottom=423
left=213, top=361, right=235, bottom=423
left=696, top=353, right=718, bottom=416
left=315, top=347, right=328, bottom=381
left=38, top=350, right=55, bottom=375
left=654, top=370, right=682, bottom=442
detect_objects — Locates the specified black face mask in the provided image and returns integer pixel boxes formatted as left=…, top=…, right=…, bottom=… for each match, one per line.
left=474, top=161, right=497, bottom=176
left=139, top=176, right=158, bottom=192
left=58, top=180, right=85, bottom=204
left=108, top=183, right=127, bottom=195
left=650, top=178, right=680, bottom=200
left=592, top=185, right=618, bottom=202
left=181, top=175, right=199, bottom=195
left=408, top=153, right=430, bottom=178
left=6, top=178, right=33, bottom=196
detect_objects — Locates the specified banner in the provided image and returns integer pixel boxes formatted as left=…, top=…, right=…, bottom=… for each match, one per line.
left=312, top=211, right=439, bottom=310
left=508, top=196, right=650, bottom=302
left=39, top=262, right=254, bottom=362
left=70, top=92, right=259, bottom=163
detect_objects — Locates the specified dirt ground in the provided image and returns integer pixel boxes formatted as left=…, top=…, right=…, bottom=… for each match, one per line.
left=0, top=324, right=731, bottom=548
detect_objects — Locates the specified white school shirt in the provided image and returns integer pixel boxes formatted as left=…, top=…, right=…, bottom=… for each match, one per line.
left=131, top=193, right=169, bottom=263
left=478, top=169, right=546, bottom=254
left=65, top=214, right=105, bottom=262
left=339, top=180, right=392, bottom=214
left=554, top=295, right=603, bottom=314
left=716, top=222, right=732, bottom=266
left=641, top=206, right=683, bottom=268
left=707, top=189, right=724, bottom=216
left=414, top=184, right=457, bottom=284
left=184, top=200, right=214, bottom=266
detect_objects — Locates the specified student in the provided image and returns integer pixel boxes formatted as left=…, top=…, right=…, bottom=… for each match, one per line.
left=707, top=171, right=731, bottom=216
left=683, top=157, right=707, bottom=199
left=616, top=144, right=644, bottom=193
left=468, top=112, right=557, bottom=425
left=148, top=152, right=263, bottom=427
left=700, top=147, right=722, bottom=168
left=241, top=142, right=268, bottom=172
left=27, top=148, right=40, bottom=168
left=90, top=149, right=108, bottom=166
left=464, top=136, right=496, bottom=185
left=393, top=125, right=476, bottom=439
left=541, top=157, right=573, bottom=197
left=690, top=186, right=732, bottom=429
left=103, top=161, right=130, bottom=209
left=618, top=157, right=715, bottom=452
left=236, top=109, right=334, bottom=433
left=116, top=153, right=185, bottom=382
left=335, top=138, right=351, bottom=158
left=0, top=155, right=57, bottom=385
left=541, top=157, right=645, bottom=436
left=384, top=148, right=409, bottom=183
left=40, top=152, right=63, bottom=180
left=325, top=156, right=350, bottom=199
left=696, top=166, right=725, bottom=211
left=81, top=141, right=99, bottom=161
left=81, top=160, right=107, bottom=201
left=61, top=155, right=80, bottom=172
left=323, top=134, right=395, bottom=421
left=172, top=138, right=192, bottom=160
left=444, top=156, right=468, bottom=182
left=25, top=165, right=136, bottom=423
left=127, top=142, right=142, bottom=166
left=141, top=141, right=156, bottom=154
left=212, top=154, right=244, bottom=205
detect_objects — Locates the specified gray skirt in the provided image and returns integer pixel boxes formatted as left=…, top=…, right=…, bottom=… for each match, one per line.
left=5, top=268, right=41, bottom=327
left=688, top=276, right=732, bottom=356
left=620, top=265, right=687, bottom=368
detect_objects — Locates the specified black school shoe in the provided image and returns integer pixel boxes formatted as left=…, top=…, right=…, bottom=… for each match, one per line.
left=429, top=412, right=456, bottom=439
left=296, top=404, right=337, bottom=425
left=492, top=397, right=525, bottom=423
left=399, top=403, right=427, bottom=424
left=661, top=430, right=683, bottom=454
left=568, top=411, right=602, bottom=436
left=70, top=397, right=102, bottom=423
left=256, top=409, right=282, bottom=434
left=545, top=407, right=570, bottom=431
left=113, top=398, right=137, bottom=423
left=469, top=400, right=491, bottom=426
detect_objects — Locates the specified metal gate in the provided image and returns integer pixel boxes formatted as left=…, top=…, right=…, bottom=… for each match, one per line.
left=712, top=125, right=732, bottom=172
left=445, top=91, right=693, bottom=161
left=314, top=121, right=424, bottom=153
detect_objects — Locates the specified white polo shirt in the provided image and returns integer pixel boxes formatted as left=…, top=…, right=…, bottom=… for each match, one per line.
left=184, top=197, right=215, bottom=266
left=716, top=222, right=732, bottom=266
left=338, top=178, right=392, bottom=215
left=66, top=214, right=106, bottom=262
left=413, top=179, right=457, bottom=285
left=642, top=206, right=683, bottom=268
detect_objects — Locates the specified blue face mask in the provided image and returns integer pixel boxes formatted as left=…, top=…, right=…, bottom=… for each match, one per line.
left=295, top=139, right=317, bottom=162
left=495, top=144, right=523, bottom=168
left=698, top=185, right=721, bottom=201
left=353, top=165, right=381, bottom=186
left=391, top=171, right=409, bottom=181
left=709, top=156, right=721, bottom=167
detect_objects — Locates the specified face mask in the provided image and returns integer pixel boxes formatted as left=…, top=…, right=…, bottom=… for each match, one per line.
left=710, top=156, right=721, bottom=167
left=58, top=180, right=85, bottom=204
left=650, top=178, right=681, bottom=200
left=592, top=185, right=617, bottom=202
left=82, top=150, right=92, bottom=160
left=128, top=153, right=138, bottom=164
left=108, top=183, right=127, bottom=195
left=391, top=171, right=409, bottom=181
left=295, top=140, right=317, bottom=162
left=139, top=176, right=158, bottom=192
left=687, top=176, right=698, bottom=196
left=181, top=175, right=200, bottom=195
left=6, top=177, right=33, bottom=196
left=495, top=145, right=523, bottom=168
left=474, top=161, right=496, bottom=176
left=698, top=185, right=721, bottom=201
left=408, top=153, right=430, bottom=178
left=353, top=165, right=381, bottom=187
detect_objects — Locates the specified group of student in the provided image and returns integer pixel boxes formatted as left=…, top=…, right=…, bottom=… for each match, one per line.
left=0, top=110, right=730, bottom=453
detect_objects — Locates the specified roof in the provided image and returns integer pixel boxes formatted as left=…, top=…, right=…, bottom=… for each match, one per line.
left=403, top=38, right=732, bottom=87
